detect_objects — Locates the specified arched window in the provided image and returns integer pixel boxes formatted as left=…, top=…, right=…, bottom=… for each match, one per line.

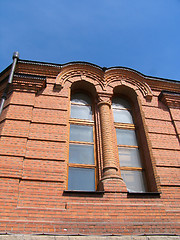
left=68, top=92, right=96, bottom=191
left=112, top=96, right=147, bottom=192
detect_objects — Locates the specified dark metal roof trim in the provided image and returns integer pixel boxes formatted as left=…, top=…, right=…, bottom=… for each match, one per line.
left=105, top=66, right=180, bottom=84
left=18, top=59, right=103, bottom=71
left=18, top=59, right=180, bottom=84
left=18, top=59, right=62, bottom=68
left=1, top=59, right=180, bottom=84
left=160, top=90, right=180, bottom=96
left=14, top=73, right=46, bottom=80
left=61, top=61, right=103, bottom=71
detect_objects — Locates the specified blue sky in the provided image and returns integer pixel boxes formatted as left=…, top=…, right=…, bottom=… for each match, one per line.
left=0, top=0, right=180, bottom=81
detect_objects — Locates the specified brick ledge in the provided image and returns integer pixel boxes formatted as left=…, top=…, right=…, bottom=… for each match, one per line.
left=0, top=234, right=179, bottom=240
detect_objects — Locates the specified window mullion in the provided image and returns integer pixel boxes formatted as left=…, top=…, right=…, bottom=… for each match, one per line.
left=69, top=163, right=96, bottom=168
left=120, top=167, right=143, bottom=171
left=117, top=145, right=138, bottom=148
left=70, top=141, right=94, bottom=145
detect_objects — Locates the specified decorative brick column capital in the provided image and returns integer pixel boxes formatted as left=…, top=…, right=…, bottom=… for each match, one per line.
left=97, top=94, right=112, bottom=107
left=97, top=100, right=111, bottom=107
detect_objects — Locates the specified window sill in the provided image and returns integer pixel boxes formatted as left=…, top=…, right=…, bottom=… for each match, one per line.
left=63, top=190, right=104, bottom=197
left=127, top=192, right=161, bottom=198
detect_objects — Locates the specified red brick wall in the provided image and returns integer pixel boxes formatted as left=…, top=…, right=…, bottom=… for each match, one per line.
left=0, top=62, right=179, bottom=235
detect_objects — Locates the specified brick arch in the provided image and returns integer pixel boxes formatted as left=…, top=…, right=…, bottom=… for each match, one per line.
left=55, top=63, right=153, bottom=100
left=71, top=80, right=97, bottom=98
left=55, top=63, right=105, bottom=91
left=104, top=69, right=153, bottom=100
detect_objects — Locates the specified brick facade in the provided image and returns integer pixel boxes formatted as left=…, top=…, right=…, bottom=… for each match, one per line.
left=0, top=60, right=179, bottom=236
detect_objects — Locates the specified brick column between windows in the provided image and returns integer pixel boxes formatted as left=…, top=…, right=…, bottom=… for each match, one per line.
left=97, top=96, right=121, bottom=181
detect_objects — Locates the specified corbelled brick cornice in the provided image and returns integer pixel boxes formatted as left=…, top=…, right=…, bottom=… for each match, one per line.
left=16, top=61, right=61, bottom=77
left=159, top=91, right=180, bottom=108
left=11, top=73, right=46, bottom=92
left=1, top=60, right=179, bottom=97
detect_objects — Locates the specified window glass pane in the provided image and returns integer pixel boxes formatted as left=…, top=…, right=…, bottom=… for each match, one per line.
left=118, top=147, right=142, bottom=168
left=71, top=105, right=92, bottom=120
left=121, top=170, right=147, bottom=192
left=113, top=109, right=133, bottom=124
left=70, top=125, right=93, bottom=142
left=112, top=97, right=131, bottom=109
left=116, top=129, right=138, bottom=146
left=71, top=93, right=91, bottom=105
left=68, top=167, right=95, bottom=191
left=69, top=144, right=94, bottom=165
